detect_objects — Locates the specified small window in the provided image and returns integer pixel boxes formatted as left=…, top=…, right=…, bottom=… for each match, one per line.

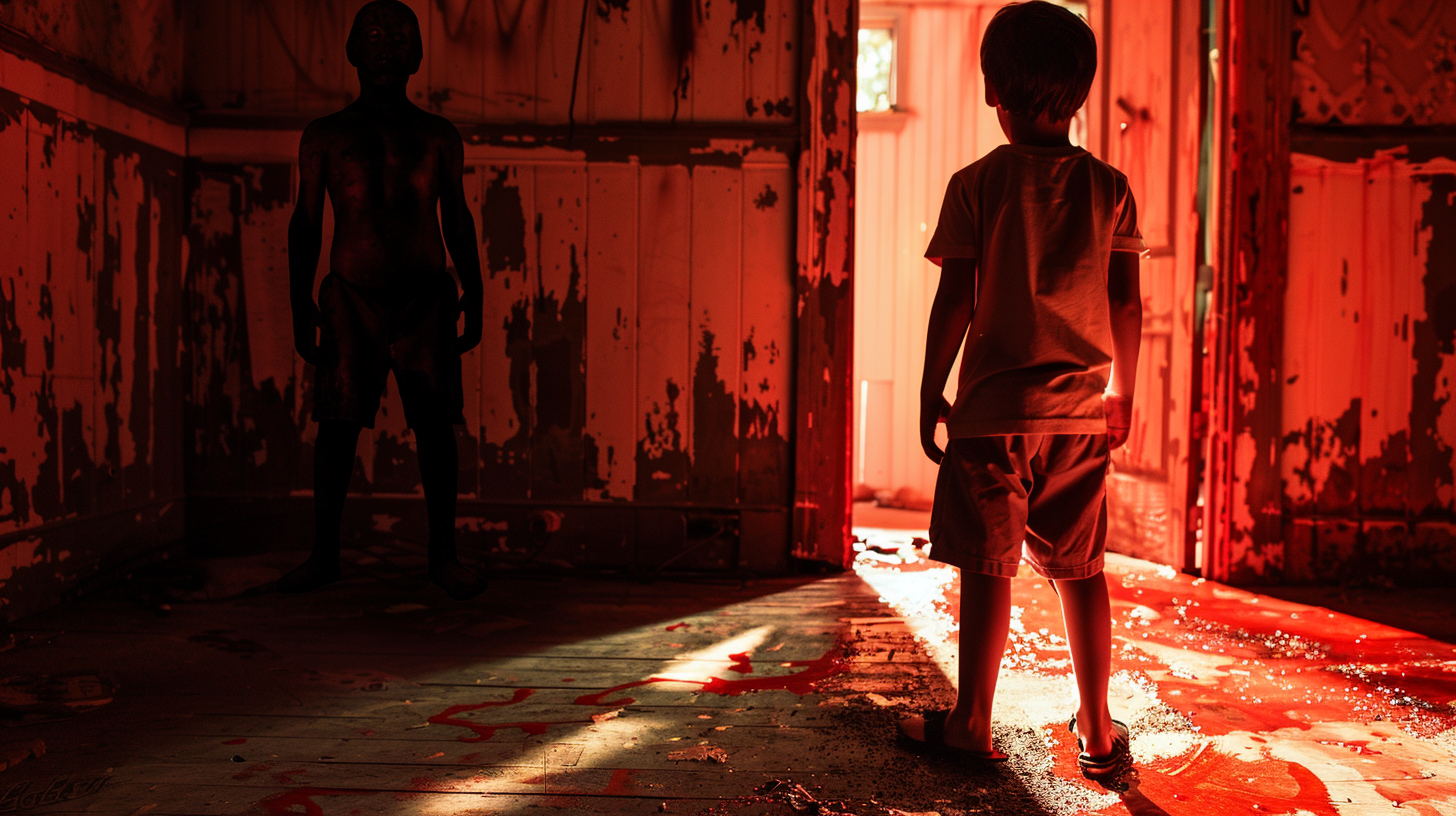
left=857, top=25, right=897, bottom=113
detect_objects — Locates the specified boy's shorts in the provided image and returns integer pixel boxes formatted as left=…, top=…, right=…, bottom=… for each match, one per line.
left=311, top=272, right=466, bottom=430
left=929, top=434, right=1109, bottom=579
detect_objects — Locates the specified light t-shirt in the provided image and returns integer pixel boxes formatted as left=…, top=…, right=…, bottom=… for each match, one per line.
left=924, top=144, right=1146, bottom=437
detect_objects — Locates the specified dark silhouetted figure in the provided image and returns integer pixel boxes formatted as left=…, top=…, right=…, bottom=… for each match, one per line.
left=278, top=0, right=486, bottom=601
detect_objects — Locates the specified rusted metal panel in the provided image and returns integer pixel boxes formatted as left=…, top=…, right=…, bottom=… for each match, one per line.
left=794, top=0, right=855, bottom=566
left=1294, top=2, right=1456, bottom=127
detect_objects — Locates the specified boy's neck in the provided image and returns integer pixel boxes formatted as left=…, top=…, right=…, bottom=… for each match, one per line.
left=999, top=109, right=1074, bottom=148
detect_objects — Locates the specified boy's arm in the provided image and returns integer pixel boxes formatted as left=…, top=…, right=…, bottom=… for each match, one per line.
left=438, top=122, right=483, bottom=354
left=288, top=123, right=326, bottom=365
left=1105, top=251, right=1142, bottom=450
left=919, top=257, right=977, bottom=464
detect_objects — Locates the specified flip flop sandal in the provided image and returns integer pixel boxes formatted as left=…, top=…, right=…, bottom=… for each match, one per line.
left=1068, top=714, right=1133, bottom=792
left=898, top=710, right=1009, bottom=763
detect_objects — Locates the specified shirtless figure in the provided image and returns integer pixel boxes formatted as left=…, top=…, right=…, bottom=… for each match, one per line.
left=278, top=0, right=486, bottom=600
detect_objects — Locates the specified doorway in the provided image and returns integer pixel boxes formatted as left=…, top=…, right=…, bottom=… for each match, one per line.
left=849, top=1, right=1205, bottom=573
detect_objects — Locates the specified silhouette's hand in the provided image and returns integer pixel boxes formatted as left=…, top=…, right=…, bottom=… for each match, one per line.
left=293, top=304, right=319, bottom=366
left=920, top=394, right=951, bottom=465
left=1104, top=393, right=1133, bottom=450
left=455, top=294, right=482, bottom=354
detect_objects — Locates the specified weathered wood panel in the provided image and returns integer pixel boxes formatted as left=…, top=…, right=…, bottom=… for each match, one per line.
left=0, top=0, right=185, bottom=101
left=0, top=86, right=185, bottom=620
left=185, top=0, right=801, bottom=125
left=1207, top=0, right=1293, bottom=583
left=794, top=0, right=855, bottom=565
left=1281, top=151, right=1456, bottom=583
left=182, top=141, right=798, bottom=564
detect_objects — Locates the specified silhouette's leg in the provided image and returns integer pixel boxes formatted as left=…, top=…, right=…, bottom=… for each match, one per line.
left=278, top=420, right=361, bottom=594
left=1053, top=570, right=1116, bottom=757
left=415, top=420, right=486, bottom=600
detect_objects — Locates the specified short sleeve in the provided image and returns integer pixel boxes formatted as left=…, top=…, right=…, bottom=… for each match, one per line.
left=924, top=172, right=978, bottom=267
left=1110, top=172, right=1147, bottom=255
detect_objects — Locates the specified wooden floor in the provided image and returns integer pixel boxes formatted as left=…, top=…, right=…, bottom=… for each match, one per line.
left=0, top=547, right=1042, bottom=816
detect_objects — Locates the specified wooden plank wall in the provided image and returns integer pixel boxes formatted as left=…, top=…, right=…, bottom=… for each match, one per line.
left=0, top=0, right=185, bottom=102
left=184, top=0, right=800, bottom=126
left=0, top=84, right=186, bottom=621
left=181, top=0, right=810, bottom=570
left=1281, top=151, right=1456, bottom=583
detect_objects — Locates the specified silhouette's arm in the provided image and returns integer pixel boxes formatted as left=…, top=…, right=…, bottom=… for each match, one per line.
left=919, top=257, right=977, bottom=465
left=1105, top=250, right=1142, bottom=450
left=439, top=123, right=482, bottom=354
left=289, top=123, right=326, bottom=364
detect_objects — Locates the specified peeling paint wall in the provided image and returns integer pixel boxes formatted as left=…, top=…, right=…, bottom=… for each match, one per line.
left=0, top=0, right=185, bottom=102
left=1213, top=0, right=1456, bottom=585
left=180, top=0, right=809, bottom=572
left=0, top=83, right=186, bottom=620
left=183, top=0, right=799, bottom=126
left=1281, top=151, right=1456, bottom=583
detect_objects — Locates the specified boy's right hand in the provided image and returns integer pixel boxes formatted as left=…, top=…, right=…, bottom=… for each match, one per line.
left=1104, top=393, right=1133, bottom=450
left=919, top=395, right=951, bottom=465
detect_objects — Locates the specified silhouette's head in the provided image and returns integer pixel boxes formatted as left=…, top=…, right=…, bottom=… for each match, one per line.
left=347, top=0, right=424, bottom=85
left=980, top=1, right=1096, bottom=123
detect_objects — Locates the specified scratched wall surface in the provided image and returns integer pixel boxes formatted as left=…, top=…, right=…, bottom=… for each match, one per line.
left=184, top=0, right=800, bottom=125
left=1281, top=150, right=1456, bottom=582
left=0, top=0, right=185, bottom=101
left=1294, top=1, right=1456, bottom=126
left=0, top=88, right=186, bottom=620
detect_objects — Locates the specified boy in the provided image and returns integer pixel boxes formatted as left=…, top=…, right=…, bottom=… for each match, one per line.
left=277, top=0, right=487, bottom=601
left=896, top=1, right=1144, bottom=790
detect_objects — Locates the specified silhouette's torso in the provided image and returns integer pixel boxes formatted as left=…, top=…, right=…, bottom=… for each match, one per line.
left=313, top=102, right=453, bottom=288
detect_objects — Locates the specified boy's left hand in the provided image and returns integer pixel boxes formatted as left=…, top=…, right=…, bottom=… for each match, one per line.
left=919, top=395, right=951, bottom=465
left=1104, top=393, right=1133, bottom=450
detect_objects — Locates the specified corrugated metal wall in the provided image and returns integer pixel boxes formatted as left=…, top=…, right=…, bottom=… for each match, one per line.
left=181, top=0, right=809, bottom=571
left=0, top=45, right=188, bottom=620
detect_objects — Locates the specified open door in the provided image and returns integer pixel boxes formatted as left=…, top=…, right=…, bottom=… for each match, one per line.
left=1094, top=1, right=1204, bottom=571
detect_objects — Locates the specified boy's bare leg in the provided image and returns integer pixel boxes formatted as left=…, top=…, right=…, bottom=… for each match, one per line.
left=900, top=571, right=1012, bottom=752
left=278, top=420, right=361, bottom=593
left=414, top=421, right=487, bottom=600
left=1052, top=571, right=1116, bottom=757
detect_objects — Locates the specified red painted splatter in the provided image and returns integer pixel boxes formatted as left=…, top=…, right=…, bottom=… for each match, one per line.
left=223, top=738, right=248, bottom=745
left=666, top=622, right=689, bottom=631
left=253, top=787, right=366, bottom=815
left=573, top=644, right=844, bottom=707
left=271, top=768, right=308, bottom=785
left=727, top=651, right=753, bottom=674
left=233, top=763, right=272, bottom=781
left=427, top=687, right=589, bottom=742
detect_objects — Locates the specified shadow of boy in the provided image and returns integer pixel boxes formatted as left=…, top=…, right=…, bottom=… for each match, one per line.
left=279, top=0, right=486, bottom=601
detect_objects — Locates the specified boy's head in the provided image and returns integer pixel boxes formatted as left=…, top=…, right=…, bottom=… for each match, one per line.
left=980, top=2, right=1097, bottom=123
left=347, top=0, right=424, bottom=83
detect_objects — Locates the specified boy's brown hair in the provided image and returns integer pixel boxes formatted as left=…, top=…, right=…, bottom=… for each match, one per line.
left=980, top=1, right=1097, bottom=123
